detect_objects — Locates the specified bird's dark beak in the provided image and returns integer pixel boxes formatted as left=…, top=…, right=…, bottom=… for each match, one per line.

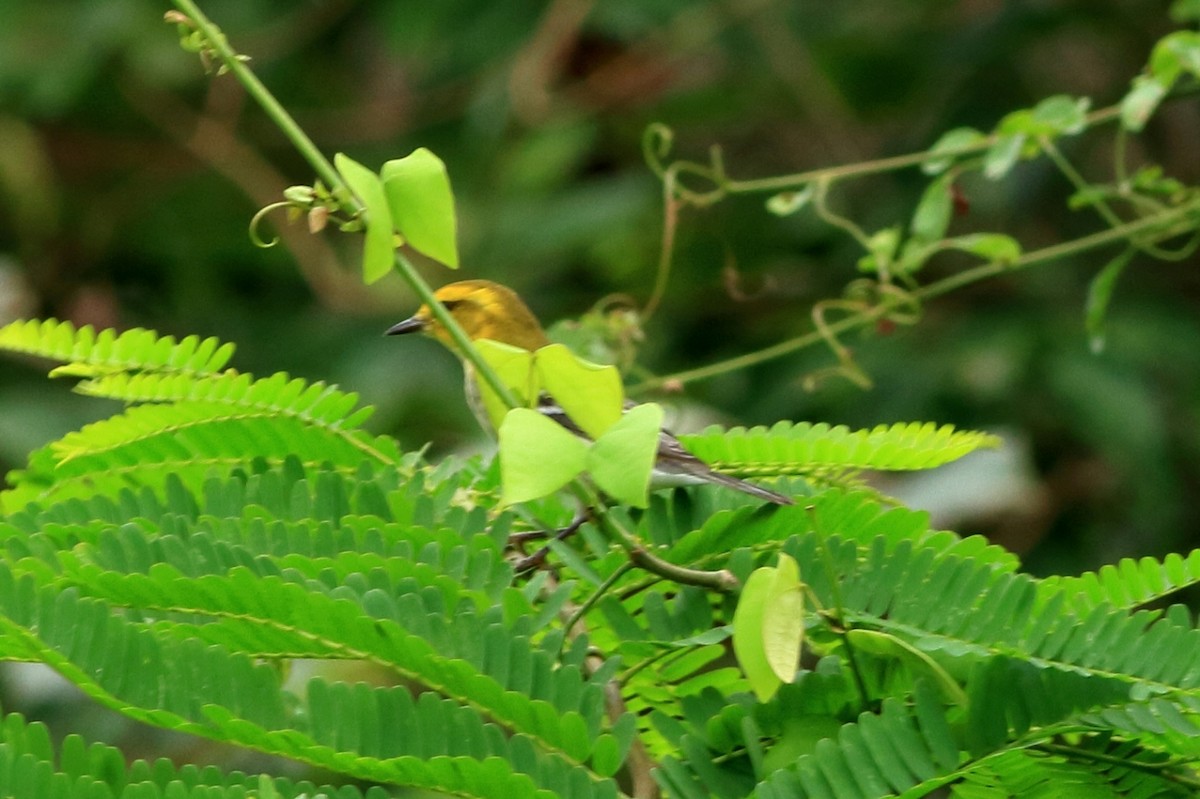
left=384, top=316, right=426, bottom=336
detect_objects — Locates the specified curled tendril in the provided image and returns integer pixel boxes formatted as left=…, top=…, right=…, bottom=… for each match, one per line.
left=804, top=281, right=924, bottom=392
left=845, top=279, right=923, bottom=326
left=642, top=124, right=675, bottom=179
left=807, top=299, right=874, bottom=391
left=248, top=202, right=292, bottom=248
left=874, top=283, right=923, bottom=325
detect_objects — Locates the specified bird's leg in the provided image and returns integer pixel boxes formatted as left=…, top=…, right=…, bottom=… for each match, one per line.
left=513, top=507, right=592, bottom=574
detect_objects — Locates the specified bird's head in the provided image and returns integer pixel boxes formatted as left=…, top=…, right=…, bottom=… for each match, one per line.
left=385, top=280, right=550, bottom=352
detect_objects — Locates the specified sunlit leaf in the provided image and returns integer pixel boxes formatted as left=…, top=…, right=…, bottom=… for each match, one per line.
left=760, top=554, right=803, bottom=683
left=381, top=148, right=460, bottom=269
left=922, top=127, right=986, bottom=175
left=1121, top=76, right=1169, bottom=132
left=910, top=173, right=954, bottom=244
left=498, top=407, right=587, bottom=504
left=536, top=344, right=623, bottom=440
left=857, top=226, right=901, bottom=273
left=588, top=402, right=662, bottom=508
left=1029, top=95, right=1090, bottom=136
left=733, top=564, right=778, bottom=702
left=334, top=154, right=395, bottom=284
left=983, top=133, right=1024, bottom=180
left=475, top=339, right=537, bottom=429
left=944, top=233, right=1021, bottom=263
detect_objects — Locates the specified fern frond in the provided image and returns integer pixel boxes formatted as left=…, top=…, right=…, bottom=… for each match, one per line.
left=1039, top=550, right=1200, bottom=615
left=76, top=370, right=375, bottom=429
left=664, top=487, right=1018, bottom=572
left=678, top=420, right=1000, bottom=479
left=2, top=402, right=402, bottom=512
left=745, top=681, right=961, bottom=799
left=47, top=563, right=614, bottom=763
left=0, top=709, right=392, bottom=799
left=0, top=318, right=234, bottom=377
left=837, top=534, right=1200, bottom=697
left=951, top=745, right=1190, bottom=799
left=0, top=566, right=621, bottom=798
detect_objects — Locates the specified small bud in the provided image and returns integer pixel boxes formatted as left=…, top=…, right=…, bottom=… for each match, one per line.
left=307, top=206, right=329, bottom=234
left=283, top=185, right=316, bottom=205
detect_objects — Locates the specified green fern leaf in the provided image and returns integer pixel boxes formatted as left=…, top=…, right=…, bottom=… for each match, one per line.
left=0, top=318, right=234, bottom=377
left=76, top=370, right=375, bottom=429
left=3, top=402, right=402, bottom=512
left=678, top=420, right=1000, bottom=479
left=1039, top=550, right=1200, bottom=614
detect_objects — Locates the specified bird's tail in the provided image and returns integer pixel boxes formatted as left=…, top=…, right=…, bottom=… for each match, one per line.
left=702, top=470, right=794, bottom=505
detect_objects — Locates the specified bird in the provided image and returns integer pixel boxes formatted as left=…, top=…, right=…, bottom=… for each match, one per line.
left=386, top=279, right=793, bottom=506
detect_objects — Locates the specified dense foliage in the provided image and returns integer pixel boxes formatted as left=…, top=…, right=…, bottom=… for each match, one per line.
left=0, top=2, right=1199, bottom=798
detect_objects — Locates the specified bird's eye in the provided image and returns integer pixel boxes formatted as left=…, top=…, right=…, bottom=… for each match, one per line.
left=441, top=299, right=462, bottom=310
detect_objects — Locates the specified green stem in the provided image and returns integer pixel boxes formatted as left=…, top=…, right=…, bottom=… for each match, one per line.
left=571, top=485, right=739, bottom=592
left=714, top=104, right=1124, bottom=197
left=169, top=1, right=520, bottom=410
left=627, top=547, right=740, bottom=592
left=632, top=199, right=1199, bottom=392
left=170, top=0, right=343, bottom=197
left=1036, top=742, right=1200, bottom=789
left=1041, top=137, right=1125, bottom=230
left=561, top=561, right=635, bottom=652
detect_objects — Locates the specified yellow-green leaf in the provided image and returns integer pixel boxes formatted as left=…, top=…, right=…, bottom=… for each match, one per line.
left=474, top=339, right=538, bottom=429
left=588, top=402, right=662, bottom=508
left=381, top=147, right=459, bottom=269
left=733, top=565, right=780, bottom=702
left=535, top=343, right=623, bottom=439
left=334, top=153, right=394, bottom=284
left=498, top=407, right=587, bottom=504
left=761, top=554, right=804, bottom=682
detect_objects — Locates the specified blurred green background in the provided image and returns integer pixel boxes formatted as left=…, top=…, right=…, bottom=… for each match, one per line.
left=0, top=1, right=1197, bottom=579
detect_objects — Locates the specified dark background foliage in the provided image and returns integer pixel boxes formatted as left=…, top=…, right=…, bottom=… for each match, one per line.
left=0, top=0, right=1196, bottom=588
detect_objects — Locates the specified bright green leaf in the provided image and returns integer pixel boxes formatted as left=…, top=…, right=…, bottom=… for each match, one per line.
left=761, top=554, right=804, bottom=683
left=1121, top=76, right=1169, bottom=132
left=1029, top=95, right=1090, bottom=136
left=334, top=153, right=395, bottom=284
left=381, top=147, right=460, bottom=269
left=47, top=363, right=123, bottom=379
left=733, top=565, right=779, bottom=702
left=857, top=226, right=901, bottom=274
left=474, top=340, right=537, bottom=429
left=1151, top=30, right=1200, bottom=83
left=535, top=344, right=623, bottom=439
left=498, top=407, right=587, bottom=504
left=983, top=133, right=1024, bottom=180
left=945, top=233, right=1022, bottom=263
left=1085, top=248, right=1135, bottom=354
left=910, top=173, right=954, bottom=244
left=587, top=402, right=662, bottom=508
left=922, top=127, right=986, bottom=175
left=896, top=239, right=935, bottom=275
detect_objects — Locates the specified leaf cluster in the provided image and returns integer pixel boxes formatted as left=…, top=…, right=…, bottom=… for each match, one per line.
left=0, top=316, right=1197, bottom=799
